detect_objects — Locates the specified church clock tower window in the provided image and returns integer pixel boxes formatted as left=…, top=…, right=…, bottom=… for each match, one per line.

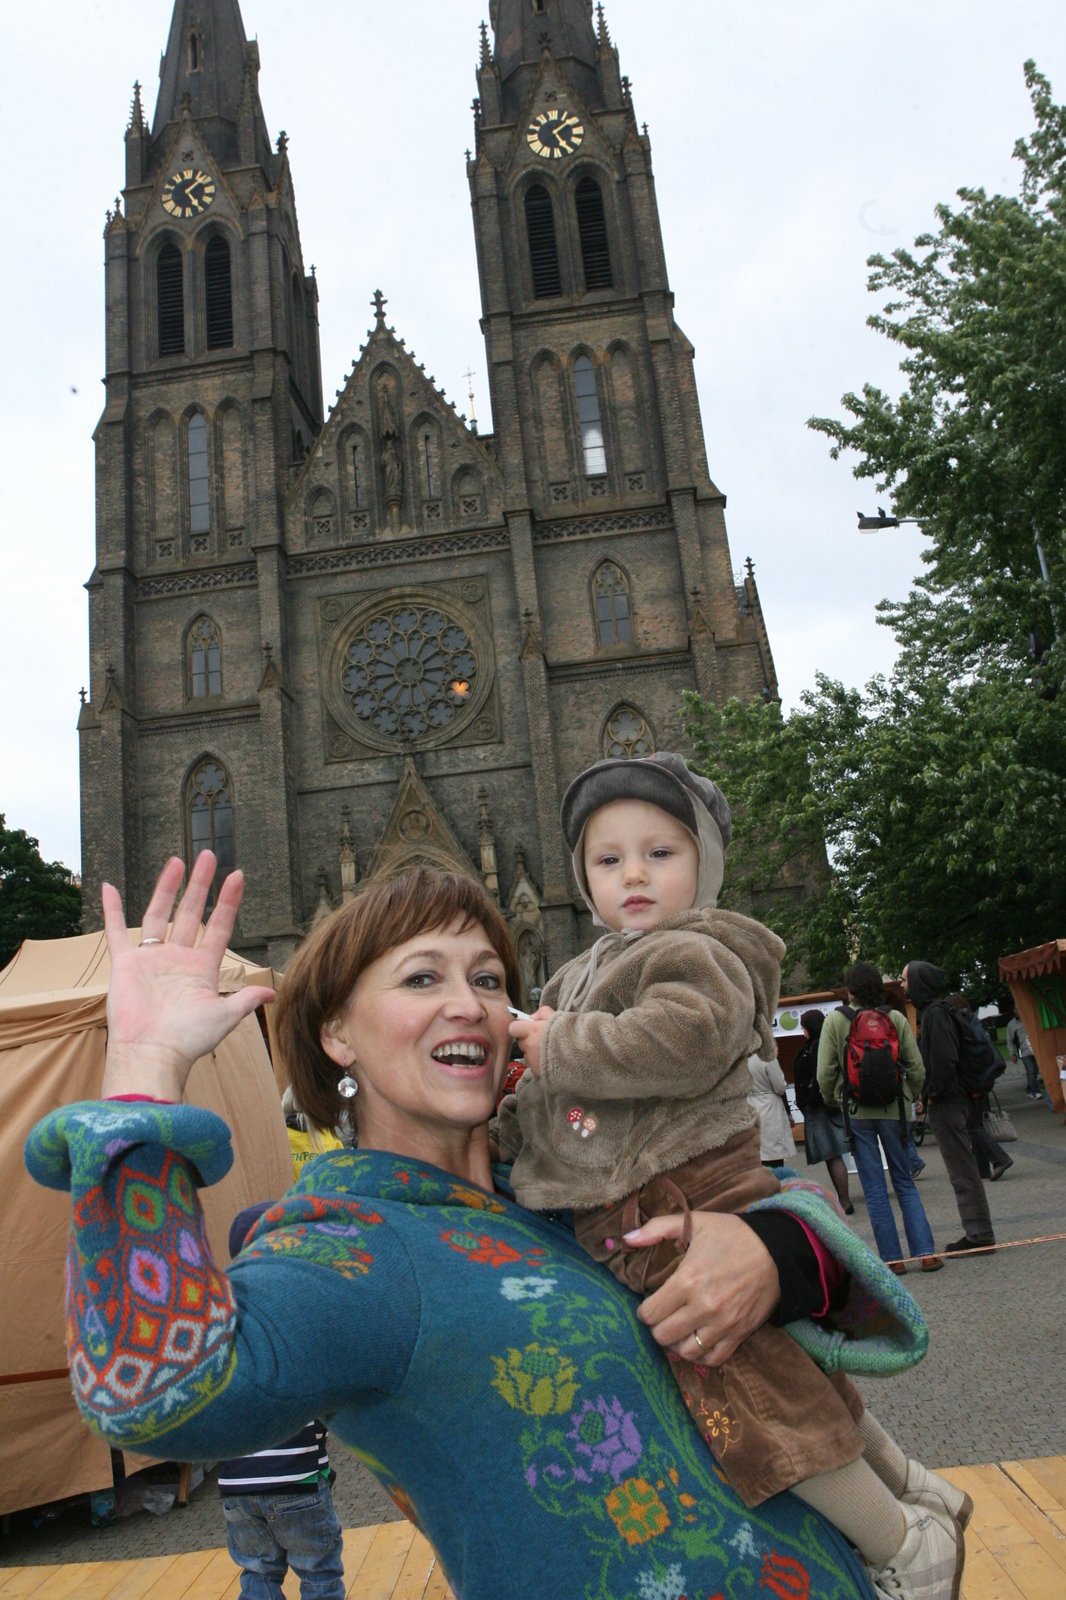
left=575, top=176, right=613, bottom=290
left=204, top=236, right=233, bottom=348
left=524, top=185, right=562, bottom=298
left=187, top=413, right=211, bottom=534
left=157, top=243, right=184, bottom=356
left=573, top=356, right=606, bottom=475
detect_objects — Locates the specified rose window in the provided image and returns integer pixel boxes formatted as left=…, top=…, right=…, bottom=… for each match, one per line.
left=340, top=606, right=479, bottom=742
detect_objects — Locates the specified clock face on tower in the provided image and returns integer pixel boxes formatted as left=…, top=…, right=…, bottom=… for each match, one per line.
left=161, top=168, right=216, bottom=218
left=526, top=107, right=585, bottom=159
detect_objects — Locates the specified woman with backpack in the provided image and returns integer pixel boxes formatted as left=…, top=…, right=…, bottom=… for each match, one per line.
left=793, top=1009, right=854, bottom=1214
left=817, top=963, right=944, bottom=1274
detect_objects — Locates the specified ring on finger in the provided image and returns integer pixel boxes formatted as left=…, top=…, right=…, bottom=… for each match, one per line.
left=693, top=1329, right=706, bottom=1352
left=140, top=937, right=164, bottom=947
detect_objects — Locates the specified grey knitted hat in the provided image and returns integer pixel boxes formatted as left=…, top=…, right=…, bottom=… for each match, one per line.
left=561, top=753, right=732, bottom=922
left=561, top=753, right=732, bottom=853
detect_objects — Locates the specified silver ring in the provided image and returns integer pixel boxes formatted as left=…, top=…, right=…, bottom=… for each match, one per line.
left=693, top=1330, right=706, bottom=1352
left=139, top=937, right=163, bottom=946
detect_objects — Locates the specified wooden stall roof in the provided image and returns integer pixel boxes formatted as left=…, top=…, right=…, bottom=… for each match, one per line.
left=999, top=939, right=1066, bottom=983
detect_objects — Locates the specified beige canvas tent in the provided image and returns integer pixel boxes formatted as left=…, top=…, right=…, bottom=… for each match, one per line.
left=0, top=928, right=294, bottom=1518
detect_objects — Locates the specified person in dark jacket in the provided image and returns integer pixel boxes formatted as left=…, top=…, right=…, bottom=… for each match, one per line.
left=902, top=963, right=997, bottom=1255
left=945, top=996, right=1012, bottom=1183
left=793, top=1010, right=853, bottom=1213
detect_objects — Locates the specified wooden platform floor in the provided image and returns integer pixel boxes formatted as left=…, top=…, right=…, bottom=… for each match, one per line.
left=2, top=1457, right=1064, bottom=1599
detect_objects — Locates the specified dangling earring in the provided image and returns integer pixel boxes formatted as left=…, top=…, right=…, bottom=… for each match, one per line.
left=337, top=1073, right=359, bottom=1100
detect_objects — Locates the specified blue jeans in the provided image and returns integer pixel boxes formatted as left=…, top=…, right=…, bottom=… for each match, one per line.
left=222, top=1483, right=345, bottom=1599
left=849, top=1117, right=935, bottom=1262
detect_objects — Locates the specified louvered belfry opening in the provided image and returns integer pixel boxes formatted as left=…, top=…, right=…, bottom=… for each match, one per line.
left=205, top=236, right=234, bottom=348
left=576, top=176, right=613, bottom=290
left=157, top=243, right=184, bottom=356
left=525, top=184, right=562, bottom=298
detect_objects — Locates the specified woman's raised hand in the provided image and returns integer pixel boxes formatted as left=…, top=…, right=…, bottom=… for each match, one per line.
left=101, top=852, right=276, bottom=1102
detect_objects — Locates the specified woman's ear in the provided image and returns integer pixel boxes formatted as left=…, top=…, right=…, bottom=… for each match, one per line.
left=320, top=1018, right=355, bottom=1068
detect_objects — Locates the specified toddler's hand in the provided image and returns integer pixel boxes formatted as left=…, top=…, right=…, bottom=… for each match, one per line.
left=508, top=1006, right=555, bottom=1076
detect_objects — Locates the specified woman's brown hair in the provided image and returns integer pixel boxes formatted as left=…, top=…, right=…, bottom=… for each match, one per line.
left=274, top=865, right=522, bottom=1132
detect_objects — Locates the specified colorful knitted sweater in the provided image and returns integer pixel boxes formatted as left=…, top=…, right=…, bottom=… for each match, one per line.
left=25, top=1102, right=896, bottom=1600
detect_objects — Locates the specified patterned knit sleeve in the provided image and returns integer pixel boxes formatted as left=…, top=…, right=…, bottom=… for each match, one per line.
left=24, top=1102, right=418, bottom=1461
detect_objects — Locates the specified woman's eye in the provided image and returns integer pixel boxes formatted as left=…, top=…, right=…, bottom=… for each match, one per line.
left=404, top=972, right=438, bottom=989
left=473, top=972, right=503, bottom=990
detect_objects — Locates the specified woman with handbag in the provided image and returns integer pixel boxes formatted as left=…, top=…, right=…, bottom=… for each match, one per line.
left=793, top=1010, right=854, bottom=1213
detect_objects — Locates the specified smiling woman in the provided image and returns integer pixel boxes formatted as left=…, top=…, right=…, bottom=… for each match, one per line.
left=278, top=868, right=520, bottom=1186
left=24, top=853, right=883, bottom=1600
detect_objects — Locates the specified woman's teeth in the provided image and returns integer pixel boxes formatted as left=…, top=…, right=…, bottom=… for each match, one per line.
left=431, top=1042, right=487, bottom=1064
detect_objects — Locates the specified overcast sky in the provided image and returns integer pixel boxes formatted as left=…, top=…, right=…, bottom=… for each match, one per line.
left=4, top=0, right=1065, bottom=873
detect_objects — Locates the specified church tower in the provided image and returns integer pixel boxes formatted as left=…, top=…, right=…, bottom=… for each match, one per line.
left=466, top=0, right=777, bottom=952
left=79, top=0, right=778, bottom=975
left=79, top=0, right=320, bottom=957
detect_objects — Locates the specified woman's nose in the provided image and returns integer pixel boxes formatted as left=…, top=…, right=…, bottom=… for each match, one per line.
left=442, top=980, right=487, bottom=1017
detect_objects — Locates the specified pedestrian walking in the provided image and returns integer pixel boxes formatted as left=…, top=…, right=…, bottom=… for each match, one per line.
left=818, top=963, right=942, bottom=1274
left=793, top=1010, right=854, bottom=1213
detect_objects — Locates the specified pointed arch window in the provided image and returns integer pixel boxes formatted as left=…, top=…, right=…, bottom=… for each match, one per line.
left=187, top=759, right=236, bottom=907
left=575, top=176, right=613, bottom=290
left=573, top=356, right=607, bottom=475
left=352, top=444, right=365, bottom=507
left=593, top=561, right=632, bottom=644
left=205, top=236, right=233, bottom=348
left=604, top=706, right=654, bottom=760
left=188, top=413, right=210, bottom=533
left=189, top=617, right=222, bottom=698
left=157, top=243, right=184, bottom=356
left=525, top=185, right=562, bottom=299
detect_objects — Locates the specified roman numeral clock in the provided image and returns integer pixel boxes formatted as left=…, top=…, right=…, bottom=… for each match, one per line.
left=526, top=107, right=585, bottom=159
left=161, top=167, right=216, bottom=218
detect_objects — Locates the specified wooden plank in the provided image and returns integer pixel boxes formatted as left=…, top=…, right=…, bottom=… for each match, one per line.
left=390, top=1532, right=441, bottom=1600
left=172, top=1548, right=241, bottom=1600
left=0, top=1572, right=65, bottom=1598
left=137, top=1550, right=219, bottom=1600
left=1001, top=1461, right=1066, bottom=1535
left=962, top=1464, right=1066, bottom=1575
left=1008, top=1456, right=1066, bottom=1517
left=961, top=1543, right=1030, bottom=1600
left=13, top=1565, right=106, bottom=1600
left=91, top=1559, right=180, bottom=1600
left=420, top=1555, right=456, bottom=1600
left=49, top=1562, right=140, bottom=1600
left=343, top=1522, right=416, bottom=1600
left=340, top=1524, right=380, bottom=1575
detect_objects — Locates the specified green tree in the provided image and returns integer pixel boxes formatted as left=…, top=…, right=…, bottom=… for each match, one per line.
left=0, top=816, right=82, bottom=969
left=809, top=61, right=1066, bottom=690
left=698, top=63, right=1066, bottom=993
left=681, top=692, right=851, bottom=988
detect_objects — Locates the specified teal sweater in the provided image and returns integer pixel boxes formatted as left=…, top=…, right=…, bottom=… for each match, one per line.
left=26, top=1102, right=905, bottom=1600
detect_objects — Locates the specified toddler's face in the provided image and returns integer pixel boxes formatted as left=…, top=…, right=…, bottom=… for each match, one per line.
left=583, top=799, right=699, bottom=932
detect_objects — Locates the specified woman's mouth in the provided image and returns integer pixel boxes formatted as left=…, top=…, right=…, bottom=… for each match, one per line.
left=430, top=1041, right=489, bottom=1066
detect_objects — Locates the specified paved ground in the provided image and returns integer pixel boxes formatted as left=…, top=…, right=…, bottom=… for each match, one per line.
left=3, top=1068, right=1062, bottom=1567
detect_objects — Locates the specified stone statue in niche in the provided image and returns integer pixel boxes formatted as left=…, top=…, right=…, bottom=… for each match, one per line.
left=377, top=379, right=403, bottom=518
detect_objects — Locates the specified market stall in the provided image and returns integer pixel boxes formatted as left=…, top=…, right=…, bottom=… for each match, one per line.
left=997, top=938, right=1066, bottom=1114
left=0, top=928, right=293, bottom=1518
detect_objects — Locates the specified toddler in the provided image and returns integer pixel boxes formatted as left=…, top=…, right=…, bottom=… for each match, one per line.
left=496, top=753, right=969, bottom=1600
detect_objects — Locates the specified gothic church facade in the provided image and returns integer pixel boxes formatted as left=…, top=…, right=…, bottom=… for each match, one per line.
left=79, top=0, right=778, bottom=984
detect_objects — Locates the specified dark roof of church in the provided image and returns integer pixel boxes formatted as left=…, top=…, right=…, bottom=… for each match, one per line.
left=152, top=0, right=272, bottom=173
left=492, top=0, right=601, bottom=117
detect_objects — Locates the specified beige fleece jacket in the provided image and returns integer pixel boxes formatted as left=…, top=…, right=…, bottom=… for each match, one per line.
left=496, top=908, right=785, bottom=1211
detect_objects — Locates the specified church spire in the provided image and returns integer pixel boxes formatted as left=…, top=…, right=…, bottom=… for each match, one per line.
left=152, top=0, right=269, bottom=170
left=490, top=0, right=600, bottom=119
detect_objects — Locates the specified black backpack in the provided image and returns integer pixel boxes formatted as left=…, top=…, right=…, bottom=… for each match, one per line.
left=950, top=1009, right=1005, bottom=1097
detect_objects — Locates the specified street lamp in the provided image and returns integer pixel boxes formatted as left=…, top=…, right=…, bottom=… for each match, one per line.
left=857, top=509, right=922, bottom=532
